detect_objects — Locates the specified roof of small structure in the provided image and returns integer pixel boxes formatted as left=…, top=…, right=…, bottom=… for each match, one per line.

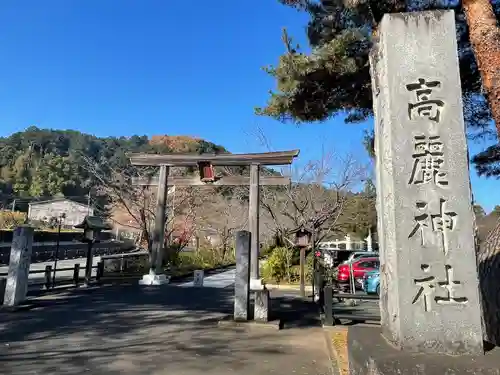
left=28, top=197, right=88, bottom=207
left=288, top=224, right=313, bottom=235
left=74, top=216, right=112, bottom=230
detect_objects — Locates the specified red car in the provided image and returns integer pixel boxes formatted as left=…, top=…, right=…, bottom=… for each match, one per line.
left=336, top=257, right=379, bottom=289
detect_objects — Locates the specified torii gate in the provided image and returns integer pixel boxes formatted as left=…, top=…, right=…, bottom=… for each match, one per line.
left=128, top=150, right=299, bottom=286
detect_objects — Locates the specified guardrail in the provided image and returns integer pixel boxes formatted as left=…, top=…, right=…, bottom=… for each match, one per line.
left=0, top=229, right=113, bottom=244
left=0, top=241, right=135, bottom=266
left=0, top=261, right=105, bottom=291
left=322, top=285, right=381, bottom=326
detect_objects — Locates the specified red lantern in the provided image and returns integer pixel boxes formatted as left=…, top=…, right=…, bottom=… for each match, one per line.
left=198, top=162, right=215, bottom=182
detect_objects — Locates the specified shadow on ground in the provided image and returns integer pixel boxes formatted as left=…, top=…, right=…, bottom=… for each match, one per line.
left=0, top=284, right=330, bottom=375
left=331, top=298, right=381, bottom=325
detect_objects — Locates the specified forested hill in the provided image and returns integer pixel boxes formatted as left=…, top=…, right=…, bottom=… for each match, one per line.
left=0, top=126, right=228, bottom=199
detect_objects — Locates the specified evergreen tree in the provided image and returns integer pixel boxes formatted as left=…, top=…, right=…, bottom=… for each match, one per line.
left=256, top=0, right=499, bottom=176
left=0, top=126, right=228, bottom=199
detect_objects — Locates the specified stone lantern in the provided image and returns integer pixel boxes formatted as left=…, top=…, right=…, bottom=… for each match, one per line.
left=75, top=216, right=111, bottom=286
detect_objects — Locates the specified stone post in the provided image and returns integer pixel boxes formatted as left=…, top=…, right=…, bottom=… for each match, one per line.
left=193, top=270, right=204, bottom=287
left=254, top=289, right=270, bottom=322
left=370, top=10, right=483, bottom=355
left=234, top=230, right=251, bottom=321
left=3, top=226, right=34, bottom=307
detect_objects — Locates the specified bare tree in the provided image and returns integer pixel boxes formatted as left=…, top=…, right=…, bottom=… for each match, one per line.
left=262, top=153, right=366, bottom=246
left=203, top=192, right=249, bottom=260
left=253, top=127, right=367, bottom=247
left=81, top=156, right=202, bottom=257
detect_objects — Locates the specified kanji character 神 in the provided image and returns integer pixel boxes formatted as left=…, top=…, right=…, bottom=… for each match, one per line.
left=408, top=199, right=457, bottom=254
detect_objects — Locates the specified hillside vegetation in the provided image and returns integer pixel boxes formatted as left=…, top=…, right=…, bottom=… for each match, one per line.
left=0, top=126, right=380, bottom=252
left=0, top=126, right=227, bottom=199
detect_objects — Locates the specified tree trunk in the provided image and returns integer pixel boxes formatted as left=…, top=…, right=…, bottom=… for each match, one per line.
left=477, top=217, right=500, bottom=346
left=462, top=0, right=500, bottom=346
left=463, top=0, right=500, bottom=138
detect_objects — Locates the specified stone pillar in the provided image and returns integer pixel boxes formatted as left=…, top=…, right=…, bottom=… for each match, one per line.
left=3, top=226, right=34, bottom=307
left=254, top=289, right=269, bottom=322
left=370, top=10, right=483, bottom=355
left=249, top=163, right=264, bottom=291
left=234, top=231, right=251, bottom=321
left=139, top=165, right=170, bottom=285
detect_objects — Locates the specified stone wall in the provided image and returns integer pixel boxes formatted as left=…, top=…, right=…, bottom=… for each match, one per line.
left=101, top=251, right=150, bottom=275
left=28, top=199, right=94, bottom=227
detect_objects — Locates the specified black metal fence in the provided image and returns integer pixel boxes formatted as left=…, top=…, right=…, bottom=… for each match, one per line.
left=322, top=286, right=380, bottom=326
left=0, top=252, right=153, bottom=307
left=313, top=259, right=381, bottom=326
left=0, top=241, right=135, bottom=265
left=0, top=261, right=105, bottom=293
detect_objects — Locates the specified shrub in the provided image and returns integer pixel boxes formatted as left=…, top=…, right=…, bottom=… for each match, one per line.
left=171, top=248, right=236, bottom=272
left=0, top=210, right=26, bottom=229
left=163, top=244, right=184, bottom=266
left=193, top=249, right=220, bottom=268
left=286, top=252, right=315, bottom=283
left=212, top=245, right=236, bottom=265
left=261, top=246, right=294, bottom=284
left=287, top=266, right=300, bottom=283
left=260, top=245, right=275, bottom=258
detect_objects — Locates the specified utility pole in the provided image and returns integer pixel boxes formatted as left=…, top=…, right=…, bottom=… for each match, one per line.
left=170, top=186, right=176, bottom=244
left=87, top=191, right=91, bottom=215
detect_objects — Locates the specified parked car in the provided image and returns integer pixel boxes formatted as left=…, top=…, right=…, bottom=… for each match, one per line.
left=341, top=251, right=379, bottom=264
left=336, top=257, right=379, bottom=291
left=363, top=269, right=380, bottom=295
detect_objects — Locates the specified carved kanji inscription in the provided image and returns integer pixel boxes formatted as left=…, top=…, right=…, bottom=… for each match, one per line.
left=408, top=134, right=448, bottom=187
left=408, top=199, right=457, bottom=254
left=406, top=78, right=445, bottom=123
left=412, top=264, right=468, bottom=312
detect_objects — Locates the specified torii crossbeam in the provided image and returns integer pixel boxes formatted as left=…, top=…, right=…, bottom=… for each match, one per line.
left=128, top=150, right=299, bottom=288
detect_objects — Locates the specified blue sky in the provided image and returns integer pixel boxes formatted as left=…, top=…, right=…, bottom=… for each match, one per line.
left=0, top=1, right=497, bottom=212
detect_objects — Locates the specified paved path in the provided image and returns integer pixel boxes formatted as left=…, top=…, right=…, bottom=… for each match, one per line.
left=178, top=268, right=235, bottom=288
left=0, top=284, right=332, bottom=375
left=178, top=260, right=267, bottom=289
left=178, top=268, right=317, bottom=300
